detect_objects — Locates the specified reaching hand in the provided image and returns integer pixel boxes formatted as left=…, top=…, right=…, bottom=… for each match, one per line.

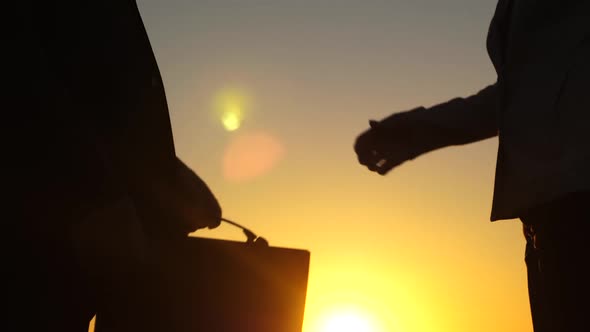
left=354, top=115, right=421, bottom=175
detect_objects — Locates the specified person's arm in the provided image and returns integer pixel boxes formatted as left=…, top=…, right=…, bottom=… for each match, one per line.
left=381, top=83, right=499, bottom=149
left=355, top=83, right=499, bottom=174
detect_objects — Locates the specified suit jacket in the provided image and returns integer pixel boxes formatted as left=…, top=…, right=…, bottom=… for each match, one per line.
left=11, top=1, right=178, bottom=226
left=395, top=0, right=590, bottom=220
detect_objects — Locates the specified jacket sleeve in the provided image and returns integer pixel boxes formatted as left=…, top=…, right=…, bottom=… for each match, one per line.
left=389, top=83, right=500, bottom=153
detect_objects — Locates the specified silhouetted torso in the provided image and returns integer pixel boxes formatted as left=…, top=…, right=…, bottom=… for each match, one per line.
left=8, top=2, right=180, bottom=331
left=10, top=1, right=179, bottom=227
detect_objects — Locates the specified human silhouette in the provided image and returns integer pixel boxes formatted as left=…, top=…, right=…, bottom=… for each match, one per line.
left=8, top=2, right=221, bottom=331
left=354, top=1, right=590, bottom=331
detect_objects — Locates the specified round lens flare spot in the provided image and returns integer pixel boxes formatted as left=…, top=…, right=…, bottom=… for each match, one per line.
left=221, top=111, right=241, bottom=131
left=320, top=310, right=378, bottom=332
left=214, top=88, right=249, bottom=132
left=223, top=131, right=285, bottom=182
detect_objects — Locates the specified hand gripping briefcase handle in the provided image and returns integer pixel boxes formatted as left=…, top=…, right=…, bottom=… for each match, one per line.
left=220, top=217, right=269, bottom=247
left=95, top=216, right=311, bottom=332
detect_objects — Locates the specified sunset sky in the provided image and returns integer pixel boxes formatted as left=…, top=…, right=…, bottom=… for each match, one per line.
left=126, top=0, right=532, bottom=331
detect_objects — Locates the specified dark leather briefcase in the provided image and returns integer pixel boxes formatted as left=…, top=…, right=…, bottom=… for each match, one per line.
left=95, top=219, right=311, bottom=332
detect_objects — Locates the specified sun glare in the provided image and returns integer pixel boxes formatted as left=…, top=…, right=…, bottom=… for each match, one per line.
left=214, top=88, right=249, bottom=132
left=319, top=309, right=377, bottom=332
left=221, top=111, right=241, bottom=131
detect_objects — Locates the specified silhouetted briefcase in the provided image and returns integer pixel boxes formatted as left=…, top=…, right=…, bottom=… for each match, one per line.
left=95, top=220, right=310, bottom=332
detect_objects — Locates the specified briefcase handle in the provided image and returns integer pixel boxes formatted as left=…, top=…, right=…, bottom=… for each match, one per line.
left=221, top=217, right=269, bottom=247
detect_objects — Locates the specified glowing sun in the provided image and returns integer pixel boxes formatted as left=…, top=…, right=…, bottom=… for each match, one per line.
left=320, top=309, right=378, bottom=332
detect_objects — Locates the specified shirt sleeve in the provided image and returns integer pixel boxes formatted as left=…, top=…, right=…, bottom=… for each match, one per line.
left=390, top=83, right=500, bottom=153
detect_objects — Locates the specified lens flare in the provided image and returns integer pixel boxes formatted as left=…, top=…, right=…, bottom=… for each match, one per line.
left=221, top=111, right=241, bottom=131
left=223, top=131, right=285, bottom=182
left=214, top=88, right=249, bottom=131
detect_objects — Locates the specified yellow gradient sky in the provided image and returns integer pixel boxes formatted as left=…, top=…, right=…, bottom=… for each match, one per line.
left=111, top=1, right=533, bottom=331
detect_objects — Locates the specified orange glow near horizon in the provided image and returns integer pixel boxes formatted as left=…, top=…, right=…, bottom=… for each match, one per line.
left=318, top=307, right=380, bottom=332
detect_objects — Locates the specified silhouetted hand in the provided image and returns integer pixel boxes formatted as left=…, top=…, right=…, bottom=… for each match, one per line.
left=173, top=158, right=222, bottom=232
left=354, top=112, right=423, bottom=175
left=138, top=158, right=222, bottom=236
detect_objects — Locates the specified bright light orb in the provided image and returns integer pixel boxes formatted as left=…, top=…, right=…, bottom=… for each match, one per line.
left=321, top=311, right=375, bottom=332
left=214, top=88, right=248, bottom=132
left=221, top=111, right=241, bottom=131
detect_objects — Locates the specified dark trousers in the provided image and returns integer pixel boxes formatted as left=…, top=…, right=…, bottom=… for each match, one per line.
left=521, top=192, right=590, bottom=332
